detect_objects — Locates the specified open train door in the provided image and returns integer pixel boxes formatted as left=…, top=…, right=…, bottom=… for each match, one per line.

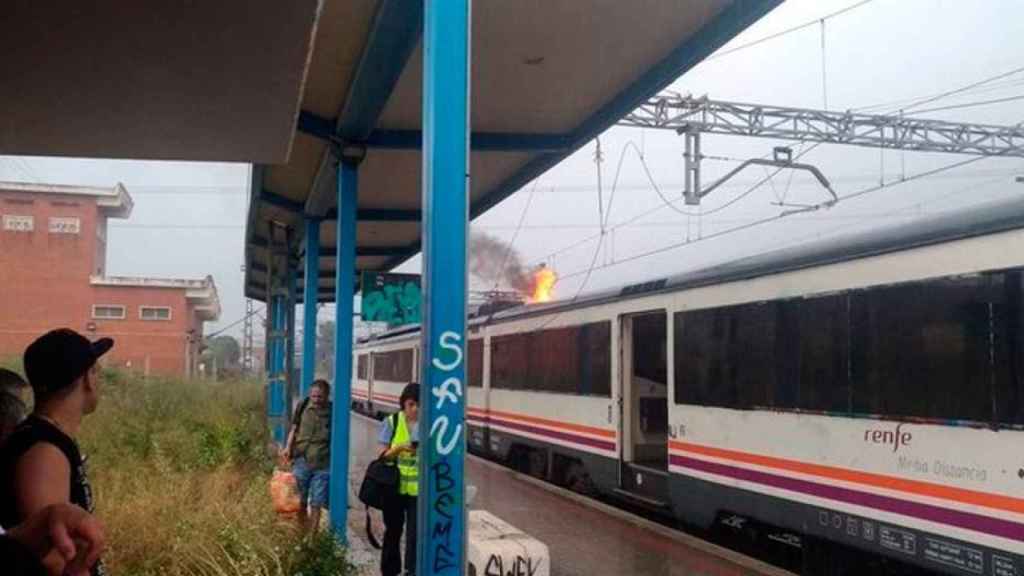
left=367, top=352, right=376, bottom=417
left=616, top=310, right=670, bottom=508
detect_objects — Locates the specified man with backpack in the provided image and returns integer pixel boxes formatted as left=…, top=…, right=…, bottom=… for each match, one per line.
left=281, top=379, right=332, bottom=532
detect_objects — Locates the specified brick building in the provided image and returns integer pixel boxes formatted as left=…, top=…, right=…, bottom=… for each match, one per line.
left=0, top=182, right=220, bottom=377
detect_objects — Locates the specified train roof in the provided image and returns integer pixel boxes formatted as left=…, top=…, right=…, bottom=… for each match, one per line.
left=358, top=194, right=1024, bottom=342
left=490, top=194, right=1024, bottom=321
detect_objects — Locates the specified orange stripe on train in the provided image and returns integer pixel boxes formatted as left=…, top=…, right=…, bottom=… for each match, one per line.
left=467, top=407, right=615, bottom=439
left=669, top=440, right=1024, bottom=516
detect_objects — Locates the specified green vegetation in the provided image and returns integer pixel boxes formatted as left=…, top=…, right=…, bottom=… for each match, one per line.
left=69, top=371, right=353, bottom=576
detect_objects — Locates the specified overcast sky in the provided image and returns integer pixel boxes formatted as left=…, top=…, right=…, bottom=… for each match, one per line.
left=2, top=0, right=1022, bottom=342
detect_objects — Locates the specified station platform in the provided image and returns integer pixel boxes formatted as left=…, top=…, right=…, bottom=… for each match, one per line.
left=345, top=413, right=792, bottom=576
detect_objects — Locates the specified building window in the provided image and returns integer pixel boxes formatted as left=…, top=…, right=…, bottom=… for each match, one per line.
left=92, top=305, right=126, bottom=320
left=48, top=217, right=81, bottom=234
left=139, top=306, right=172, bottom=321
left=3, top=215, right=34, bottom=232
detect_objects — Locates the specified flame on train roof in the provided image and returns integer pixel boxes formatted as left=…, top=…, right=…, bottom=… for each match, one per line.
left=529, top=264, right=557, bottom=303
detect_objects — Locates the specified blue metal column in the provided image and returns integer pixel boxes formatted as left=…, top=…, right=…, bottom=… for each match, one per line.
left=285, top=262, right=298, bottom=418
left=302, top=218, right=321, bottom=398
left=269, top=292, right=288, bottom=445
left=328, top=160, right=358, bottom=540
left=418, top=1, right=471, bottom=574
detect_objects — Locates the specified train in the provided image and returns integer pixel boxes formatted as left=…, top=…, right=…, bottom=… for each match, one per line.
left=352, top=197, right=1024, bottom=576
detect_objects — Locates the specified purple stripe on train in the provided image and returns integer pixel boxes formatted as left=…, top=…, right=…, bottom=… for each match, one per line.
left=475, top=414, right=616, bottom=452
left=670, top=455, right=1024, bottom=543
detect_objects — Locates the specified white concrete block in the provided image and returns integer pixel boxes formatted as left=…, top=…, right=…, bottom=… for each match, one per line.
left=467, top=510, right=549, bottom=576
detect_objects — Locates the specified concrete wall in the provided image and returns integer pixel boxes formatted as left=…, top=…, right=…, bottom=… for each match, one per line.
left=0, top=190, right=102, bottom=360
left=0, top=188, right=206, bottom=377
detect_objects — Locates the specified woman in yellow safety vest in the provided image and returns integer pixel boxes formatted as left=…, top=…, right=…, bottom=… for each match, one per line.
left=378, top=382, right=419, bottom=576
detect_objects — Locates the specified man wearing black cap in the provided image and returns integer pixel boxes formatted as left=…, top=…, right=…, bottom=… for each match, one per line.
left=0, top=328, right=113, bottom=576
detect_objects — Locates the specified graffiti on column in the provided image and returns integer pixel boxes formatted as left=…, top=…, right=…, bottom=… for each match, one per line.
left=428, top=330, right=464, bottom=573
left=361, top=272, right=422, bottom=326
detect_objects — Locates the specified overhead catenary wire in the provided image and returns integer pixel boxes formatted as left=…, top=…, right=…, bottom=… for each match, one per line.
left=901, top=93, right=1024, bottom=116
left=898, top=64, right=1024, bottom=113
left=552, top=149, right=1013, bottom=285
left=704, top=0, right=875, bottom=62
left=206, top=305, right=266, bottom=339
left=490, top=178, right=539, bottom=291
left=853, top=76, right=1024, bottom=114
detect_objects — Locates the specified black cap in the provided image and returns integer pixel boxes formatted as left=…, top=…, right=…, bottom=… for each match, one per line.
left=24, top=329, right=113, bottom=396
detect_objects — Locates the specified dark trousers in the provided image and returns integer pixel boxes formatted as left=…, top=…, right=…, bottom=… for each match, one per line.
left=381, top=494, right=417, bottom=576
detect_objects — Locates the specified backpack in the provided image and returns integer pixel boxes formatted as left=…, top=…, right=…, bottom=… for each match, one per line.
left=359, top=413, right=400, bottom=549
left=289, top=398, right=332, bottom=459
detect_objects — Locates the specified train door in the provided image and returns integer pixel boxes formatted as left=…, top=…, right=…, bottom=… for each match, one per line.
left=367, top=352, right=376, bottom=416
left=413, top=345, right=421, bottom=382
left=617, top=310, right=670, bottom=507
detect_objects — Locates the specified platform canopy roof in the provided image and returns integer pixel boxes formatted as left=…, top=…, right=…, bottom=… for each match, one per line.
left=245, top=0, right=783, bottom=303
left=0, top=1, right=781, bottom=305
left=0, top=2, right=321, bottom=163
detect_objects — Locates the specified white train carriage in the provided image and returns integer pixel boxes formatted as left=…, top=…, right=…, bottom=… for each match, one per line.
left=354, top=197, right=1024, bottom=575
left=353, top=329, right=420, bottom=418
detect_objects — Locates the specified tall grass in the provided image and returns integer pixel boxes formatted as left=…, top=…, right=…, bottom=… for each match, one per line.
left=62, top=370, right=354, bottom=576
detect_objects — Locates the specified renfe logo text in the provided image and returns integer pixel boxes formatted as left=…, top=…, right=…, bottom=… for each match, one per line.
left=863, top=423, right=912, bottom=453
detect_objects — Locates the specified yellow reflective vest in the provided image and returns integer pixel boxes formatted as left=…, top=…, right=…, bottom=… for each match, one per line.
left=390, top=412, right=418, bottom=496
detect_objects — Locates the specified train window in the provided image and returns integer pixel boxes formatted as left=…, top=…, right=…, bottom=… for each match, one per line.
left=632, top=314, right=667, bottom=385
left=395, top=348, right=413, bottom=382
left=582, top=321, right=612, bottom=397
left=850, top=276, right=995, bottom=422
left=468, top=339, right=483, bottom=387
left=491, top=333, right=528, bottom=390
left=490, top=321, right=611, bottom=397
left=357, top=354, right=368, bottom=379
left=372, top=348, right=415, bottom=382
left=996, top=271, right=1024, bottom=425
left=373, top=353, right=389, bottom=381
left=794, top=295, right=851, bottom=413
left=674, top=308, right=720, bottom=406
left=732, top=303, right=776, bottom=408
left=674, top=303, right=776, bottom=409
left=675, top=274, right=1014, bottom=425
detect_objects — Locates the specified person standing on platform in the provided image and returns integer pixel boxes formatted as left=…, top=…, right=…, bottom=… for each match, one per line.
left=0, top=368, right=29, bottom=445
left=282, top=378, right=332, bottom=532
left=0, top=328, right=113, bottom=576
left=378, top=382, right=420, bottom=576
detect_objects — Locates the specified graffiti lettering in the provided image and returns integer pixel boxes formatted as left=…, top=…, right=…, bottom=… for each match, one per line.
left=434, top=492, right=455, bottom=521
left=433, top=376, right=463, bottom=409
left=427, top=328, right=465, bottom=574
left=433, top=331, right=464, bottom=371
left=484, top=554, right=542, bottom=576
left=433, top=544, right=457, bottom=572
left=429, top=460, right=458, bottom=571
left=430, top=416, right=463, bottom=456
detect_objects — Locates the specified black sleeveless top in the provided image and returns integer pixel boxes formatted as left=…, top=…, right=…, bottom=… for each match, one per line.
left=0, top=416, right=105, bottom=575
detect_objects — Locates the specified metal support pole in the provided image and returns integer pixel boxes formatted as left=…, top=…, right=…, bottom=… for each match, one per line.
left=418, top=0, right=470, bottom=574
left=285, top=259, right=298, bottom=420
left=302, top=217, right=321, bottom=399
left=328, top=159, right=358, bottom=541
left=683, top=129, right=701, bottom=205
left=269, top=293, right=287, bottom=445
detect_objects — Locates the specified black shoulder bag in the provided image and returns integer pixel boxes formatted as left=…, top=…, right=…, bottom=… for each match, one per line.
left=359, top=413, right=400, bottom=548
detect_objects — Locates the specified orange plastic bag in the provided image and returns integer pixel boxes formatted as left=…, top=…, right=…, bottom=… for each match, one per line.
left=270, top=469, right=302, bottom=517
